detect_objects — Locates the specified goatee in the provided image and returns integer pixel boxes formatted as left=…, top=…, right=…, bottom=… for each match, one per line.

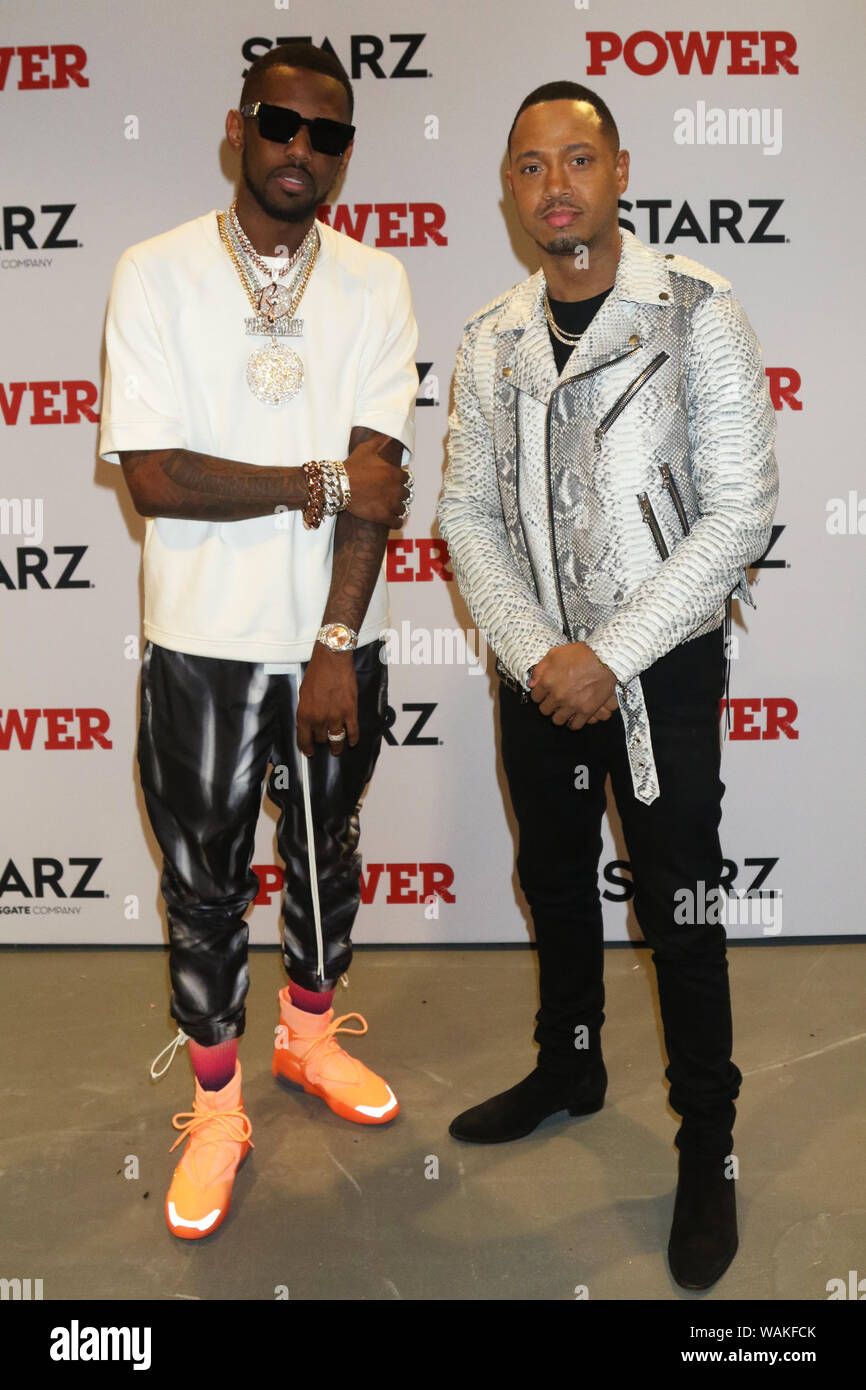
left=241, top=157, right=318, bottom=225
left=543, top=234, right=589, bottom=256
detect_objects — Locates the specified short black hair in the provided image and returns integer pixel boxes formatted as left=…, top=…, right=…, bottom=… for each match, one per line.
left=240, top=41, right=354, bottom=120
left=508, top=81, right=619, bottom=156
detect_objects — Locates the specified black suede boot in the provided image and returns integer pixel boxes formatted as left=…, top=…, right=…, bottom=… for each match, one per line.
left=668, top=1149, right=738, bottom=1289
left=449, top=1060, right=607, bottom=1143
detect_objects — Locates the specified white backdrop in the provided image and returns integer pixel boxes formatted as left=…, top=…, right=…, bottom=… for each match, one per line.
left=2, top=0, right=864, bottom=946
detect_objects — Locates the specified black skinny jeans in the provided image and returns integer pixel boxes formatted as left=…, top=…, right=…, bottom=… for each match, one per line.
left=499, top=626, right=741, bottom=1158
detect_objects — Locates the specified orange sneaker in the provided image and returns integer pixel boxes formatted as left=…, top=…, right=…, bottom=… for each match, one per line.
left=164, top=1062, right=253, bottom=1239
left=272, top=987, right=399, bottom=1125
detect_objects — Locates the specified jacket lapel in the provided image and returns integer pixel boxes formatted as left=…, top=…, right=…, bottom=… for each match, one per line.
left=497, top=230, right=675, bottom=389
left=492, top=330, right=538, bottom=596
left=508, top=296, right=560, bottom=402
left=486, top=232, right=674, bottom=592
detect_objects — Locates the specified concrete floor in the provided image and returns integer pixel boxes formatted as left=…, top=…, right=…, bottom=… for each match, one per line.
left=1, top=942, right=864, bottom=1302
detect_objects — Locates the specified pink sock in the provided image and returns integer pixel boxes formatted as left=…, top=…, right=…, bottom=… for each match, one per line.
left=289, top=981, right=335, bottom=1015
left=189, top=1038, right=238, bottom=1092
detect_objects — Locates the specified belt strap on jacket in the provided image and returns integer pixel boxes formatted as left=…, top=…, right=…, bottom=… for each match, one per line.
left=615, top=676, right=660, bottom=805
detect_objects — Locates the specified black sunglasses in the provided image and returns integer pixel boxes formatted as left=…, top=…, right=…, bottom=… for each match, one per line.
left=240, top=101, right=355, bottom=157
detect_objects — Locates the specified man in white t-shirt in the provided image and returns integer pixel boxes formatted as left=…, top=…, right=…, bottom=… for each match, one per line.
left=98, top=42, right=418, bottom=1240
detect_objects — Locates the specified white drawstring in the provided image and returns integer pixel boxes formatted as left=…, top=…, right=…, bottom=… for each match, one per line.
left=150, top=1028, right=189, bottom=1080
left=299, top=749, right=325, bottom=980
left=292, top=661, right=326, bottom=983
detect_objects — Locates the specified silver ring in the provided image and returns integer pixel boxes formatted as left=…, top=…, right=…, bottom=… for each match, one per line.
left=327, top=729, right=346, bottom=742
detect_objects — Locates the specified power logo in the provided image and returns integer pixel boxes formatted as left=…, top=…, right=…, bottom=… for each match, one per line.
left=0, top=46, right=88, bottom=89
left=719, top=698, right=798, bottom=740
left=360, top=863, right=455, bottom=904
left=251, top=863, right=456, bottom=905
left=586, top=32, right=798, bottom=77
left=765, top=368, right=802, bottom=411
left=317, top=203, right=446, bottom=247
left=386, top=539, right=452, bottom=582
left=0, top=709, right=111, bottom=749
left=0, top=381, right=99, bottom=425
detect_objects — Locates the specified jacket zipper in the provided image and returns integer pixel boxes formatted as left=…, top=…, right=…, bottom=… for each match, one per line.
left=544, top=340, right=644, bottom=638
left=658, top=462, right=690, bottom=535
left=514, top=393, right=543, bottom=602
left=594, top=351, right=669, bottom=440
left=637, top=492, right=669, bottom=560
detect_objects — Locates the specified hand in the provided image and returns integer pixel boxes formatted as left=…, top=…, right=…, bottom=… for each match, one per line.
left=296, top=645, right=359, bottom=757
left=576, top=692, right=620, bottom=729
left=343, top=435, right=410, bottom=528
left=529, top=642, right=618, bottom=730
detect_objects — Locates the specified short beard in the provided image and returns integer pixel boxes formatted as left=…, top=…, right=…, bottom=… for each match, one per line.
left=541, top=234, right=590, bottom=257
left=241, top=153, right=319, bottom=225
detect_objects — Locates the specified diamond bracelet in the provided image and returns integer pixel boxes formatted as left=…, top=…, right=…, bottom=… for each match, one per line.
left=316, top=460, right=351, bottom=518
left=302, top=460, right=351, bottom=529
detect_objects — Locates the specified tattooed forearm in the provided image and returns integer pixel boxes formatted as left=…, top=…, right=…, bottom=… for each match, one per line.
left=118, top=447, right=308, bottom=521
left=323, top=511, right=389, bottom=632
left=160, top=450, right=307, bottom=506
left=321, top=427, right=404, bottom=631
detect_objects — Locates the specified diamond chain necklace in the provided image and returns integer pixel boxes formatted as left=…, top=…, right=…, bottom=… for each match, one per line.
left=217, top=202, right=319, bottom=404
left=228, top=199, right=315, bottom=280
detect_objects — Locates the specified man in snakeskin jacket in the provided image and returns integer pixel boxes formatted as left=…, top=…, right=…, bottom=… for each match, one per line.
left=438, top=82, right=778, bottom=1291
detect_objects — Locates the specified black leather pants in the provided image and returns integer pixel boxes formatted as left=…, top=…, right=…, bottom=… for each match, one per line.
left=137, top=639, right=387, bottom=1045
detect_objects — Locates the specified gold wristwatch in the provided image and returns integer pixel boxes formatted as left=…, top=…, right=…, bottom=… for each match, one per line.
left=316, top=623, right=358, bottom=652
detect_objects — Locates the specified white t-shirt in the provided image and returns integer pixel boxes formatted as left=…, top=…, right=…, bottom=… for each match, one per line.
left=99, top=210, right=418, bottom=663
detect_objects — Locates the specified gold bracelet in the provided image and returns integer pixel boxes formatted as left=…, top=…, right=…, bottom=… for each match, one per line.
left=302, top=462, right=326, bottom=530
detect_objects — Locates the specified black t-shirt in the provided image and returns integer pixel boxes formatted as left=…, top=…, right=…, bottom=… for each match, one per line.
left=546, top=286, right=612, bottom=374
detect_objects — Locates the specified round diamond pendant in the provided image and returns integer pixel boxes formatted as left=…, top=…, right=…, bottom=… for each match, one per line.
left=246, top=340, right=304, bottom=404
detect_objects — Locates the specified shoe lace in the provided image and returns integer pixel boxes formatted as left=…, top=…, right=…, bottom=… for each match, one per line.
left=169, top=1098, right=254, bottom=1155
left=150, top=1028, right=189, bottom=1081
left=299, top=1012, right=368, bottom=1072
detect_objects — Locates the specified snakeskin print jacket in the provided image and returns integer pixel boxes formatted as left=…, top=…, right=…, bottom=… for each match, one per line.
left=438, top=229, right=778, bottom=803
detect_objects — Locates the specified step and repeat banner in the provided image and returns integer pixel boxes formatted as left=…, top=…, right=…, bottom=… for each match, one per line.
left=2, top=2, right=863, bottom=946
